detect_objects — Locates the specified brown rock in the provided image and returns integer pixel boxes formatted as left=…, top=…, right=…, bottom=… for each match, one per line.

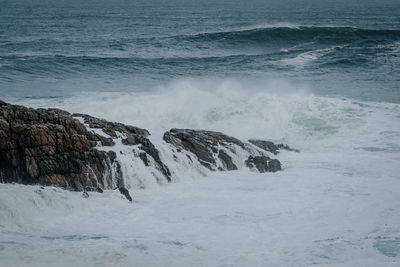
left=0, top=101, right=124, bottom=191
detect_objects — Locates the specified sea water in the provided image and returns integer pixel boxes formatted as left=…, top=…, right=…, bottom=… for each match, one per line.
left=0, top=0, right=400, bottom=266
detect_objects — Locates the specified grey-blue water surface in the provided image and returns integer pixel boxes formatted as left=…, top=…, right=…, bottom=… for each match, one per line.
left=0, top=0, right=399, bottom=102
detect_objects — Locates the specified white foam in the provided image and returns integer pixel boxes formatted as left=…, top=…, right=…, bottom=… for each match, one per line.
left=2, top=78, right=400, bottom=266
left=10, top=77, right=400, bottom=151
left=277, top=46, right=344, bottom=67
left=1, top=160, right=400, bottom=266
left=236, top=22, right=301, bottom=31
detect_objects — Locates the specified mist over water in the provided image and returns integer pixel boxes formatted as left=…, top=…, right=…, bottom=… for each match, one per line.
left=1, top=0, right=400, bottom=266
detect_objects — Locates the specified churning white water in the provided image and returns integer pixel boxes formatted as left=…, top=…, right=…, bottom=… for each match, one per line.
left=1, top=79, right=400, bottom=266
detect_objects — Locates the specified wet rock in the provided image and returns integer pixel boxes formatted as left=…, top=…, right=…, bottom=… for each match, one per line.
left=122, top=136, right=137, bottom=146
left=74, top=113, right=171, bottom=182
left=96, top=187, right=104, bottom=193
left=268, top=159, right=282, bottom=172
left=276, top=144, right=299, bottom=153
left=245, top=155, right=282, bottom=173
left=163, top=129, right=245, bottom=171
left=0, top=101, right=124, bottom=191
left=0, top=101, right=173, bottom=190
left=72, top=114, right=149, bottom=138
left=249, top=139, right=299, bottom=154
left=135, top=135, right=171, bottom=181
left=87, top=132, right=115, bottom=147
left=0, top=100, right=286, bottom=193
left=118, top=187, right=132, bottom=202
left=139, top=152, right=149, bottom=166
left=82, top=191, right=89, bottom=198
left=163, top=129, right=284, bottom=174
left=218, top=150, right=237, bottom=171
left=84, top=186, right=104, bottom=193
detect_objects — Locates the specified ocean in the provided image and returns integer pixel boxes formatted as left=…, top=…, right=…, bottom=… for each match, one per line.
left=1, top=0, right=400, bottom=266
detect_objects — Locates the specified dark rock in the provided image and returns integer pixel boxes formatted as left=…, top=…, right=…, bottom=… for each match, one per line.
left=82, top=191, right=89, bottom=198
left=163, top=128, right=245, bottom=171
left=0, top=101, right=172, bottom=190
left=0, top=101, right=126, bottom=191
left=72, top=114, right=149, bottom=138
left=96, top=187, right=104, bottom=193
left=122, top=136, right=137, bottom=146
left=217, top=150, right=238, bottom=171
left=135, top=135, right=171, bottom=181
left=164, top=129, right=283, bottom=173
left=249, top=139, right=299, bottom=154
left=277, top=144, right=300, bottom=153
left=139, top=152, right=149, bottom=166
left=268, top=159, right=282, bottom=172
left=0, top=100, right=287, bottom=192
left=84, top=131, right=115, bottom=147
left=74, top=113, right=171, bottom=182
left=107, top=151, right=117, bottom=161
left=119, top=187, right=132, bottom=202
left=245, top=156, right=282, bottom=173
left=84, top=186, right=104, bottom=193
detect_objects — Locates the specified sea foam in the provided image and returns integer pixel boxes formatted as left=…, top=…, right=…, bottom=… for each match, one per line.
left=1, top=78, right=400, bottom=266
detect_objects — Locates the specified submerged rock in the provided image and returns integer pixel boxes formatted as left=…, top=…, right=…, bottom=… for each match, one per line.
left=119, top=187, right=133, bottom=202
left=245, top=155, right=282, bottom=173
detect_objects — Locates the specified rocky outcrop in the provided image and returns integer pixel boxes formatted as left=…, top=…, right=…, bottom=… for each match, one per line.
left=163, top=128, right=246, bottom=171
left=163, top=128, right=283, bottom=173
left=0, top=101, right=165, bottom=192
left=74, top=114, right=171, bottom=182
left=0, top=101, right=287, bottom=193
left=0, top=101, right=124, bottom=191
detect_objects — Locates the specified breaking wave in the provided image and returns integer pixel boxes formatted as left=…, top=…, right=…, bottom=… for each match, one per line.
left=172, top=26, right=400, bottom=45
left=9, top=77, right=400, bottom=153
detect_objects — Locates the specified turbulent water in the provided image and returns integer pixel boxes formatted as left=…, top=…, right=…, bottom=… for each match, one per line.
left=1, top=0, right=400, bottom=266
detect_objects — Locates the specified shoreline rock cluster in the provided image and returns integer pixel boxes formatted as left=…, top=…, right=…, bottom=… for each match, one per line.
left=0, top=101, right=122, bottom=192
left=0, top=100, right=297, bottom=199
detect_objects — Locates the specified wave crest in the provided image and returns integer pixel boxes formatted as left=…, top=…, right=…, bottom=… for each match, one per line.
left=174, top=26, right=400, bottom=44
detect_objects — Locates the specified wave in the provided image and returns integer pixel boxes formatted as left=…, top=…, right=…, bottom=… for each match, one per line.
left=0, top=42, right=393, bottom=80
left=2, top=26, right=399, bottom=58
left=172, top=26, right=400, bottom=44
left=9, top=78, right=400, bottom=150
left=1, top=26, right=398, bottom=79
left=0, top=53, right=284, bottom=82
